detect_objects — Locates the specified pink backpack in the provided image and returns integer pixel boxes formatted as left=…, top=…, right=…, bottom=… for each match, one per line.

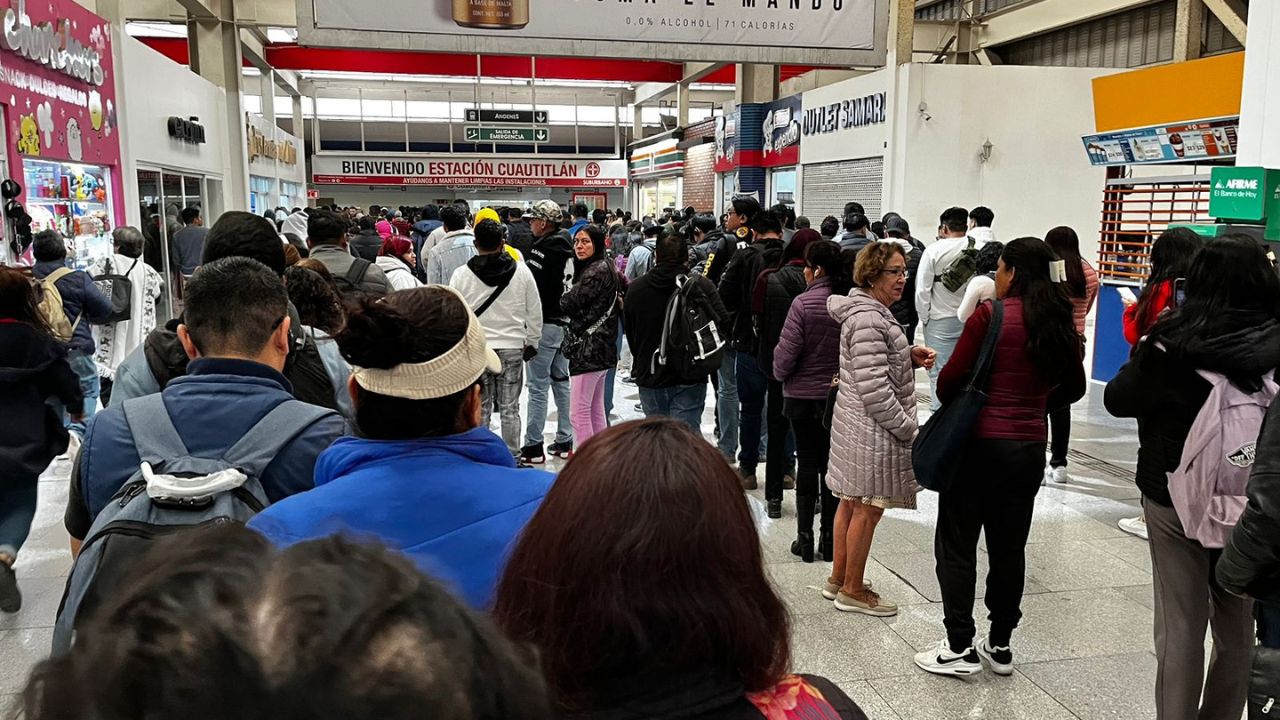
left=1169, top=369, right=1278, bottom=549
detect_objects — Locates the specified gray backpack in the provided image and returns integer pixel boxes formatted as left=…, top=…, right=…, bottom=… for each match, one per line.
left=52, top=394, right=336, bottom=655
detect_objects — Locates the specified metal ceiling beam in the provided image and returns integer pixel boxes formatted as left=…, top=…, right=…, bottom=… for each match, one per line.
left=1202, top=0, right=1247, bottom=45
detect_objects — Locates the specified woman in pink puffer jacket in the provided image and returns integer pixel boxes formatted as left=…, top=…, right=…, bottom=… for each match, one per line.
left=824, top=242, right=935, bottom=618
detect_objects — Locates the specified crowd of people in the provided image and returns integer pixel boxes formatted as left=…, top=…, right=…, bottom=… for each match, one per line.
left=0, top=192, right=1277, bottom=720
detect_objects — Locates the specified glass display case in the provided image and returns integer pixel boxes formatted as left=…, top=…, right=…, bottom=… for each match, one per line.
left=24, top=159, right=113, bottom=269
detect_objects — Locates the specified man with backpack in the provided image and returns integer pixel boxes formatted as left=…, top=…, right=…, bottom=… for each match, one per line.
left=111, top=212, right=345, bottom=414
left=916, top=206, right=985, bottom=409
left=31, top=230, right=113, bottom=436
left=59, top=256, right=344, bottom=651
left=425, top=204, right=478, bottom=286
left=624, top=232, right=728, bottom=431
left=307, top=209, right=390, bottom=298
left=450, top=219, right=543, bottom=455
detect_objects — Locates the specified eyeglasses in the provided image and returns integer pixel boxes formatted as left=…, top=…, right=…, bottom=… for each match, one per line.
left=881, top=268, right=910, bottom=279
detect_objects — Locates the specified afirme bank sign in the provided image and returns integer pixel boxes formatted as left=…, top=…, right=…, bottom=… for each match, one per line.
left=311, top=155, right=628, bottom=188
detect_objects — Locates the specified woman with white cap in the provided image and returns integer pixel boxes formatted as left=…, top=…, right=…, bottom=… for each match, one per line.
left=248, top=286, right=556, bottom=609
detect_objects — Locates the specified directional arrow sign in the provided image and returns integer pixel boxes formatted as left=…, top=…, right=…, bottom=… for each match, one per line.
left=465, top=126, right=549, bottom=143
left=464, top=109, right=549, bottom=124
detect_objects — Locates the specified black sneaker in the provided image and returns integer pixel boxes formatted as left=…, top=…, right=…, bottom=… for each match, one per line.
left=976, top=637, right=1014, bottom=676
left=548, top=441, right=573, bottom=459
left=520, top=444, right=546, bottom=465
left=0, top=562, right=22, bottom=613
left=767, top=499, right=782, bottom=519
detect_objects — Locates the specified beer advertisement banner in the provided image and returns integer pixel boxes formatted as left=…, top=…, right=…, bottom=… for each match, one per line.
left=308, top=0, right=880, bottom=61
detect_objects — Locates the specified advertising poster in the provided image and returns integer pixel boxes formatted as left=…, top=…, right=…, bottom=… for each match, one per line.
left=309, top=0, right=880, bottom=60
left=760, top=95, right=801, bottom=168
left=312, top=155, right=628, bottom=188
left=715, top=113, right=738, bottom=173
left=1082, top=116, right=1239, bottom=167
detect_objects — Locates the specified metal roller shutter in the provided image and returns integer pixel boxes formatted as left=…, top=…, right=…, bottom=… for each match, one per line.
left=800, top=157, right=885, bottom=222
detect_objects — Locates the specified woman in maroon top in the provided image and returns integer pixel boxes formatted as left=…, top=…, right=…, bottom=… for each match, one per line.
left=914, top=237, right=1085, bottom=679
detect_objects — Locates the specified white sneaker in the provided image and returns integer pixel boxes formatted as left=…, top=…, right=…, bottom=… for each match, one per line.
left=54, top=432, right=82, bottom=463
left=976, top=637, right=1014, bottom=676
left=1049, top=466, right=1069, bottom=484
left=914, top=639, right=983, bottom=677
left=1118, top=516, right=1148, bottom=541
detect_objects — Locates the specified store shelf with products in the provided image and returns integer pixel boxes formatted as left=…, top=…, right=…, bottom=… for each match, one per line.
left=23, top=160, right=115, bottom=269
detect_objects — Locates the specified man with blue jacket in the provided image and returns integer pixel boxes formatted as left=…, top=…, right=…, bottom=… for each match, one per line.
left=65, top=257, right=344, bottom=553
left=31, top=231, right=112, bottom=436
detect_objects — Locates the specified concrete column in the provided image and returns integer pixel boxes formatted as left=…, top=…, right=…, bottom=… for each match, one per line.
left=1236, top=0, right=1279, bottom=168
left=260, top=70, right=276, bottom=125
left=886, top=0, right=916, bottom=66
left=1173, top=0, right=1205, bottom=62
left=292, top=95, right=304, bottom=140
left=187, top=0, right=248, bottom=210
left=676, top=83, right=690, bottom=128
left=735, top=64, right=778, bottom=105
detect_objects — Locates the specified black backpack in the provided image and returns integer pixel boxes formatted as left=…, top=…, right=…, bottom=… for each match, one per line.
left=651, top=275, right=725, bottom=380
left=93, top=258, right=137, bottom=324
left=284, top=323, right=340, bottom=412
left=333, top=258, right=373, bottom=300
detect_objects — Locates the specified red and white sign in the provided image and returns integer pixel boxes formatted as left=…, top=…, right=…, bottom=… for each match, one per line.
left=311, top=154, right=628, bottom=188
left=306, top=189, right=320, bottom=199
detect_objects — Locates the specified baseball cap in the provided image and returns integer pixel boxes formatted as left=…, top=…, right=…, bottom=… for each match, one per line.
left=529, top=200, right=564, bottom=223
left=884, top=216, right=911, bottom=238
left=474, top=207, right=502, bottom=226
left=350, top=286, right=501, bottom=400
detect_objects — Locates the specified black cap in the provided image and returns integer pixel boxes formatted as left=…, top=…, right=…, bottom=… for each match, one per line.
left=885, top=216, right=911, bottom=238
left=643, top=224, right=664, bottom=238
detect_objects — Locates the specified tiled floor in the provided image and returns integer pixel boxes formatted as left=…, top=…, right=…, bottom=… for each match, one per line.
left=0, top=376, right=1178, bottom=719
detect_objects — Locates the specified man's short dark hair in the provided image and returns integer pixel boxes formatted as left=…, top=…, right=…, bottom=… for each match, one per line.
left=474, top=219, right=504, bottom=252
left=202, top=211, right=286, bottom=276
left=572, top=202, right=589, bottom=219
left=751, top=211, right=784, bottom=238
left=453, top=199, right=470, bottom=214
left=592, top=208, right=607, bottom=225
left=180, top=207, right=201, bottom=225
left=731, top=196, right=761, bottom=222
left=32, top=230, right=66, bottom=262
left=820, top=216, right=840, bottom=237
left=441, top=204, right=468, bottom=232
left=358, top=216, right=376, bottom=232
left=690, top=212, right=718, bottom=236
left=844, top=213, right=869, bottom=232
left=307, top=210, right=347, bottom=248
left=970, top=206, right=994, bottom=228
left=844, top=202, right=865, bottom=217
left=940, top=207, right=970, bottom=234
left=183, top=257, right=288, bottom=357
left=420, top=204, right=440, bottom=221
left=655, top=231, right=687, bottom=265
left=795, top=216, right=811, bottom=230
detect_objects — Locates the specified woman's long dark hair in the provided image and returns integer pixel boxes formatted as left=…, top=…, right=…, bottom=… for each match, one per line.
left=0, top=265, right=54, bottom=337
left=494, top=419, right=790, bottom=713
left=1044, top=226, right=1086, bottom=297
left=1151, top=234, right=1280, bottom=372
left=1133, top=227, right=1203, bottom=330
left=1001, top=237, right=1080, bottom=377
left=805, top=240, right=853, bottom=296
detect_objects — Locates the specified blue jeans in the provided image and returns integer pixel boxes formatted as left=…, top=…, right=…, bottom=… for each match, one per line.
left=524, top=324, right=573, bottom=448
left=923, top=316, right=964, bottom=411
left=716, top=347, right=740, bottom=461
left=0, top=468, right=38, bottom=559
left=52, top=350, right=99, bottom=437
left=737, top=351, right=767, bottom=473
left=638, top=383, right=708, bottom=432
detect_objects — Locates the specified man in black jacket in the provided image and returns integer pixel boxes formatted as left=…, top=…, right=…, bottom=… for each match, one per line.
left=718, top=209, right=783, bottom=489
left=1219, top=400, right=1280, bottom=719
left=520, top=199, right=576, bottom=464
left=884, top=215, right=926, bottom=343
left=349, top=216, right=382, bottom=262
left=624, top=232, right=728, bottom=431
left=505, top=206, right=535, bottom=257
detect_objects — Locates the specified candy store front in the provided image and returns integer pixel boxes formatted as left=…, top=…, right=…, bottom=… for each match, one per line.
left=0, top=0, right=123, bottom=268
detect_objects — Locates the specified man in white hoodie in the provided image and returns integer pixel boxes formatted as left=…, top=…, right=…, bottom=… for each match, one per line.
left=450, top=219, right=543, bottom=455
left=968, top=206, right=996, bottom=244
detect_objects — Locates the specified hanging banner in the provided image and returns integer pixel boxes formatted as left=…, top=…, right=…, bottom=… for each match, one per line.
left=759, top=95, right=801, bottom=168
left=312, top=154, right=628, bottom=187
left=1081, top=116, right=1239, bottom=166
left=714, top=113, right=737, bottom=173
left=302, top=0, right=888, bottom=66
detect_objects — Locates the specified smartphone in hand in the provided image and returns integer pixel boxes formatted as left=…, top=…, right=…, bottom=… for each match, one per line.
left=1117, top=287, right=1138, bottom=307
left=1173, top=278, right=1187, bottom=307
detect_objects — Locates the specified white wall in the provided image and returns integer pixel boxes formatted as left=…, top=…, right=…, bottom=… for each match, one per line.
left=119, top=36, right=233, bottom=225
left=313, top=185, right=625, bottom=211
left=1238, top=0, right=1280, bottom=168
left=889, top=64, right=1118, bottom=263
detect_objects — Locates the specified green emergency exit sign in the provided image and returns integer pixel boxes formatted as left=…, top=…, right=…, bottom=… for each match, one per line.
left=1209, top=166, right=1280, bottom=223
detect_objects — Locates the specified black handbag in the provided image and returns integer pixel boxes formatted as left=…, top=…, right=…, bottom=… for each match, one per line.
left=912, top=300, right=1004, bottom=493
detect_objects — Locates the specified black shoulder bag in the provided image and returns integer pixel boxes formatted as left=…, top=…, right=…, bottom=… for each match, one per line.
left=912, top=299, right=1004, bottom=493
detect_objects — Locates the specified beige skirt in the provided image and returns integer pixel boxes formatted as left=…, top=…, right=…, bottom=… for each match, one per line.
left=833, top=492, right=917, bottom=511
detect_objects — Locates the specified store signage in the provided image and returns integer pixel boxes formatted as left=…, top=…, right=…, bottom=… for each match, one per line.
left=714, top=113, right=737, bottom=173
left=464, top=126, right=549, bottom=143
left=1208, top=166, right=1280, bottom=223
left=1081, top=116, right=1239, bottom=167
left=306, top=0, right=886, bottom=66
left=167, top=116, right=206, bottom=145
left=760, top=95, right=801, bottom=168
left=248, top=121, right=298, bottom=165
left=306, top=189, right=320, bottom=199
left=630, top=139, right=684, bottom=177
left=802, top=91, right=886, bottom=136
left=465, top=108, right=548, bottom=124
left=311, top=155, right=628, bottom=187
left=2, top=0, right=105, bottom=86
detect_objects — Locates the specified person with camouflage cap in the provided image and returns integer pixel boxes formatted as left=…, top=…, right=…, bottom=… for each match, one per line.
left=519, top=200, right=576, bottom=464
